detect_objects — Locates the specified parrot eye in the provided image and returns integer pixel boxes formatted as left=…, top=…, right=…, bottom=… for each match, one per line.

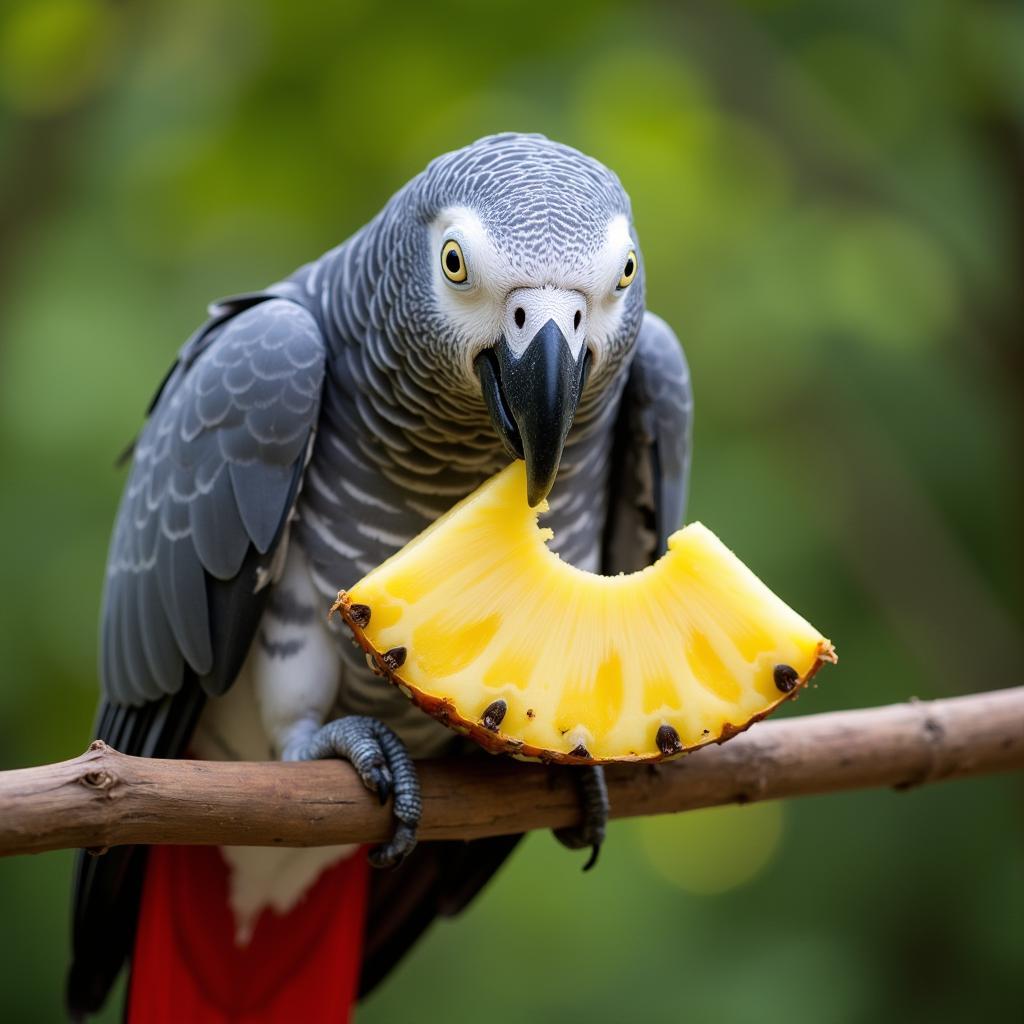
left=617, top=250, right=638, bottom=290
left=441, top=239, right=468, bottom=284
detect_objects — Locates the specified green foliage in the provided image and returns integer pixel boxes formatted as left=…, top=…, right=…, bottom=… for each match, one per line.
left=0, top=1, right=1021, bottom=1019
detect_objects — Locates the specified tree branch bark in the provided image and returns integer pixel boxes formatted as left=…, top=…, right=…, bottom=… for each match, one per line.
left=2, top=688, right=1021, bottom=857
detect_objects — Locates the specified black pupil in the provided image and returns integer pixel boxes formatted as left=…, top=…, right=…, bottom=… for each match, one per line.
left=445, top=248, right=461, bottom=274
left=624, top=258, right=634, bottom=278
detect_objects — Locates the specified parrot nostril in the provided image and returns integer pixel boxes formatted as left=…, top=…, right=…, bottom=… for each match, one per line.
left=514, top=307, right=525, bottom=330
left=574, top=310, right=582, bottom=332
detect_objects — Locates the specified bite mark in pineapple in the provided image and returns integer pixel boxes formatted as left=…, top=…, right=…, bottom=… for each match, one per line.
left=331, top=462, right=836, bottom=764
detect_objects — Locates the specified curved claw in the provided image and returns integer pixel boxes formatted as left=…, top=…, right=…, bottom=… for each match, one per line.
left=369, top=822, right=418, bottom=868
left=554, top=765, right=609, bottom=870
left=286, top=715, right=421, bottom=868
left=370, top=766, right=393, bottom=806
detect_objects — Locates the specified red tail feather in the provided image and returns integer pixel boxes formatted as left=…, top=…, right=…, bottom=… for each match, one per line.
left=128, top=844, right=369, bottom=1023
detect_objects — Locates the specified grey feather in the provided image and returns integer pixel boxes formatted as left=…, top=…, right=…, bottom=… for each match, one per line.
left=119, top=582, right=157, bottom=702
left=154, top=536, right=212, bottom=674
left=100, top=298, right=326, bottom=706
left=637, top=312, right=693, bottom=548
left=602, top=311, right=693, bottom=574
left=99, top=582, right=129, bottom=705
left=137, top=573, right=183, bottom=694
left=189, top=467, right=249, bottom=580
left=229, top=461, right=298, bottom=554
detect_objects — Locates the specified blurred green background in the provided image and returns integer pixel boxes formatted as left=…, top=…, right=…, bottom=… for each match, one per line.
left=1, top=0, right=1022, bottom=1020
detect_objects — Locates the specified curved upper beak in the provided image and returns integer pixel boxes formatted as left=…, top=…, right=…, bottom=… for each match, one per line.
left=475, top=288, right=590, bottom=506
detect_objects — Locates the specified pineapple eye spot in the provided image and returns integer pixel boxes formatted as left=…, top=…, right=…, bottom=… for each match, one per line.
left=441, top=239, right=468, bottom=284
left=617, top=249, right=638, bottom=290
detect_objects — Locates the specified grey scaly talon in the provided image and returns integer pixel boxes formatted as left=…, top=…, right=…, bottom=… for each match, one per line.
left=284, top=715, right=421, bottom=867
left=554, top=764, right=609, bottom=871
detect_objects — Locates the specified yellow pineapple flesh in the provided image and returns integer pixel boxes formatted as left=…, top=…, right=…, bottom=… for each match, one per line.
left=332, top=462, right=836, bottom=764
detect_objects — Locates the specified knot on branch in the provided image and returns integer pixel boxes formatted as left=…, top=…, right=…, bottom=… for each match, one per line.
left=80, top=770, right=116, bottom=792
left=79, top=742, right=120, bottom=795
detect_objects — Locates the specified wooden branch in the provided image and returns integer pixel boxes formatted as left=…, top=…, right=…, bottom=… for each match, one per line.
left=2, top=688, right=1021, bottom=857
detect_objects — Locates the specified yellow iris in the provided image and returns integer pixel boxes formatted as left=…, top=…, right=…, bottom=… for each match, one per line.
left=618, top=249, right=638, bottom=289
left=441, top=239, right=467, bottom=283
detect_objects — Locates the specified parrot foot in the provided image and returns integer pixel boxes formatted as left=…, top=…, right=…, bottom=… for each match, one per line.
left=553, top=764, right=608, bottom=871
left=284, top=715, right=421, bottom=868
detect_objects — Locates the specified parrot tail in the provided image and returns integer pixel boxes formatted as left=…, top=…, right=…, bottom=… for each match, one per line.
left=127, top=844, right=370, bottom=1023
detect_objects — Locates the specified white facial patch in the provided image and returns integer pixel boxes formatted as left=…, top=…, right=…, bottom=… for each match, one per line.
left=430, top=207, right=638, bottom=378
left=430, top=207, right=510, bottom=377
left=584, top=214, right=636, bottom=371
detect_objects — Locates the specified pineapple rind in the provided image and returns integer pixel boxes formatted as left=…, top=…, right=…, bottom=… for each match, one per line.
left=334, top=462, right=836, bottom=765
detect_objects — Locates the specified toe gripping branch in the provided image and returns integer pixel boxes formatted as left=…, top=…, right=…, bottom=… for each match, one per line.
left=554, top=765, right=609, bottom=872
left=286, top=716, right=422, bottom=869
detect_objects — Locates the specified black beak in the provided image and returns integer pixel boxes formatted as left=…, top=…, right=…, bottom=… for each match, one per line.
left=475, top=319, right=590, bottom=506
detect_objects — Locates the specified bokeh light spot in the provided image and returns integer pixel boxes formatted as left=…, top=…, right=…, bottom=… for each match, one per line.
left=0, top=0, right=117, bottom=115
left=638, top=800, right=784, bottom=894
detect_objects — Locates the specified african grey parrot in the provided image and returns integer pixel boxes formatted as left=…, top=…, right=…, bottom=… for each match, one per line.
left=67, top=132, right=692, bottom=1020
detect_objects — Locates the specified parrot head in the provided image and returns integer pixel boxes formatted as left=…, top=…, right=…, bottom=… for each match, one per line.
left=391, top=133, right=645, bottom=506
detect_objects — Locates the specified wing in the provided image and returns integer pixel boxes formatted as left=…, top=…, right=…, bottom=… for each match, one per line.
left=102, top=296, right=326, bottom=705
left=67, top=296, right=327, bottom=1017
left=602, top=311, right=693, bottom=574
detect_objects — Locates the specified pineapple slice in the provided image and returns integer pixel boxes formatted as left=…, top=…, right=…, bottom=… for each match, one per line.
left=332, top=462, right=836, bottom=764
